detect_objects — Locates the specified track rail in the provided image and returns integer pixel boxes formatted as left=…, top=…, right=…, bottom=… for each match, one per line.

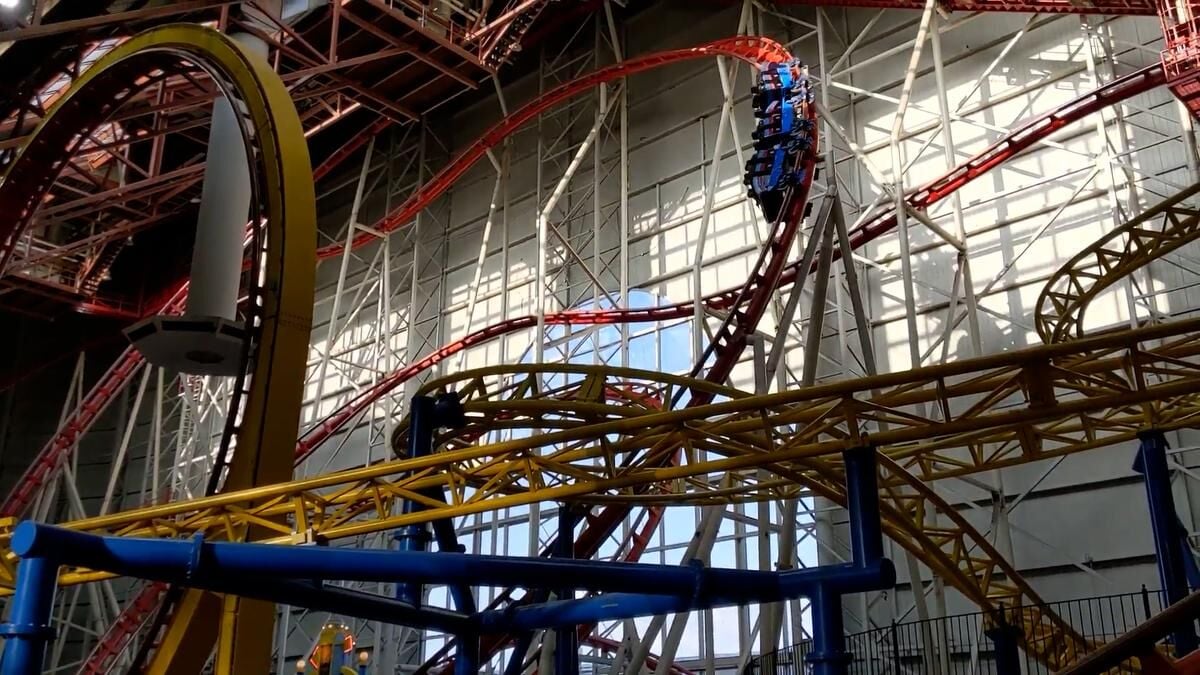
left=312, top=36, right=793, bottom=261
left=1036, top=184, right=1200, bottom=344
left=0, top=93, right=362, bottom=520
left=76, top=581, right=167, bottom=675
left=0, top=32, right=1175, bottom=675
left=771, top=0, right=1156, bottom=13
left=0, top=24, right=320, bottom=675
left=35, top=335, right=1200, bottom=662
left=293, top=63, right=1167, bottom=459
left=19, top=299, right=1200, bottom=660
left=11, top=47, right=1165, bottom=505
left=7, top=35, right=801, bottom=674
left=837, top=63, right=1165, bottom=263
left=0, top=330, right=165, bottom=517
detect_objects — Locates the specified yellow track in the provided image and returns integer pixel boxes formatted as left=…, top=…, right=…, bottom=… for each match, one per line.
left=8, top=312, right=1200, bottom=667
left=1037, top=185, right=1200, bottom=344
left=0, top=25, right=318, bottom=675
left=4, top=23, right=1200, bottom=674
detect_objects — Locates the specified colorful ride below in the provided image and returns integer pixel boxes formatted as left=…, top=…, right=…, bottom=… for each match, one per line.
left=744, top=59, right=815, bottom=223
left=297, top=623, right=368, bottom=675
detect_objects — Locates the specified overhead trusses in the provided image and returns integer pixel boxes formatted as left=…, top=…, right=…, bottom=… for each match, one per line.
left=2, top=0, right=1200, bottom=667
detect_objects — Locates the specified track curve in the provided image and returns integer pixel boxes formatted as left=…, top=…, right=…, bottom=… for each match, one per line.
left=1036, top=184, right=1200, bottom=344
left=0, top=23, right=319, bottom=675
left=0, top=34, right=810, bottom=674
left=0, top=31, right=1175, bottom=675
left=312, top=36, right=793, bottom=260
left=10, top=44, right=1164, bottom=516
left=295, top=62, right=1167, bottom=459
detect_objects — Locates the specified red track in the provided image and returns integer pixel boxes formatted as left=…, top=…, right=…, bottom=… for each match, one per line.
left=312, top=37, right=792, bottom=260
left=581, top=634, right=693, bottom=675
left=34, top=36, right=795, bottom=675
left=0, top=286, right=186, bottom=519
left=769, top=0, right=1156, bottom=12
left=0, top=37, right=1173, bottom=675
left=294, top=62, right=1166, bottom=462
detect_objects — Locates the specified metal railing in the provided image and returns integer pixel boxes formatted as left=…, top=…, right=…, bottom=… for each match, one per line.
left=749, top=588, right=1175, bottom=675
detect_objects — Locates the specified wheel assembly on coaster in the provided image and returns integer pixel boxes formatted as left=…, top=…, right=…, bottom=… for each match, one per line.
left=2, top=5, right=1200, bottom=675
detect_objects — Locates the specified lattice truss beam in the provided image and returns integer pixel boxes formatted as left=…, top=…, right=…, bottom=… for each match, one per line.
left=6, top=308, right=1200, bottom=664
left=0, top=0, right=565, bottom=318
left=5, top=0, right=1200, bottom=670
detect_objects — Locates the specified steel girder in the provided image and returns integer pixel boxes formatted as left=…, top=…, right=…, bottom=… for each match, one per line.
left=9, top=310, right=1200, bottom=665
left=0, top=24, right=319, bottom=674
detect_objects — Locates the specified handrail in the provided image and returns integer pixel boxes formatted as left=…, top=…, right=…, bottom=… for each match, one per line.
left=751, top=587, right=1172, bottom=674
left=1058, top=591, right=1200, bottom=675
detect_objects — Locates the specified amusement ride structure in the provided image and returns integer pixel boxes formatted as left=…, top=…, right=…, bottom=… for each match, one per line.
left=3, top=0, right=1200, bottom=674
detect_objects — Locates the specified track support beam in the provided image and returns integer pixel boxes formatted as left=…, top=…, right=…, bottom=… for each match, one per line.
left=0, top=557, right=58, bottom=675
left=553, top=506, right=580, bottom=675
left=1135, top=430, right=1199, bottom=657
left=986, top=621, right=1023, bottom=675
left=806, top=446, right=888, bottom=675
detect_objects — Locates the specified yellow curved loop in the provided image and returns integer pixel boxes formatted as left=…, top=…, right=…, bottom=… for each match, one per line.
left=28, top=339, right=1200, bottom=664
left=1036, top=184, right=1200, bottom=344
left=0, top=24, right=316, bottom=675
left=405, top=366, right=1093, bottom=666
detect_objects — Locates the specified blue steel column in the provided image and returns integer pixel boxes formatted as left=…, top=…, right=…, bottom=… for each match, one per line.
left=805, top=446, right=884, bottom=675
left=843, top=446, right=883, bottom=566
left=807, top=585, right=848, bottom=675
left=395, top=395, right=437, bottom=607
left=1135, top=430, right=1199, bottom=656
left=985, top=620, right=1022, bottom=675
left=454, top=633, right=479, bottom=675
left=0, top=557, right=59, bottom=675
left=554, top=506, right=580, bottom=675
left=396, top=394, right=468, bottom=609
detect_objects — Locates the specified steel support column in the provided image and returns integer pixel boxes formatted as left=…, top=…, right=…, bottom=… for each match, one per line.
left=395, top=393, right=469, bottom=609
left=554, top=507, right=580, bottom=675
left=0, top=557, right=58, bottom=675
left=455, top=633, right=480, bottom=675
left=804, top=446, right=887, bottom=675
left=395, top=395, right=438, bottom=607
left=808, top=585, right=847, bottom=675
left=985, top=622, right=1023, bottom=675
left=1135, top=430, right=1199, bottom=656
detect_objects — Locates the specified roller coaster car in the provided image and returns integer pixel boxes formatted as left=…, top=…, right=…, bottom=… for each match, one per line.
left=743, top=60, right=814, bottom=223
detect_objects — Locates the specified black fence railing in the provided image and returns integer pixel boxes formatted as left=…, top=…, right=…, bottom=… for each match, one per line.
left=749, top=588, right=1175, bottom=675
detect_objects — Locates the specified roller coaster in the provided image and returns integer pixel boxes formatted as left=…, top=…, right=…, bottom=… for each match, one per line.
left=1, top=3, right=1200, bottom=674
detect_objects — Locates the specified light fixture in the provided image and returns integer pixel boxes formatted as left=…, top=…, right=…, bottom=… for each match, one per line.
left=0, top=0, right=19, bottom=9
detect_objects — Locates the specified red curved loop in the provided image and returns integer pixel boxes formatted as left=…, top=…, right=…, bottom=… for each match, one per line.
left=315, top=36, right=793, bottom=259
left=0, top=58, right=159, bottom=275
left=293, top=63, right=1164, bottom=459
